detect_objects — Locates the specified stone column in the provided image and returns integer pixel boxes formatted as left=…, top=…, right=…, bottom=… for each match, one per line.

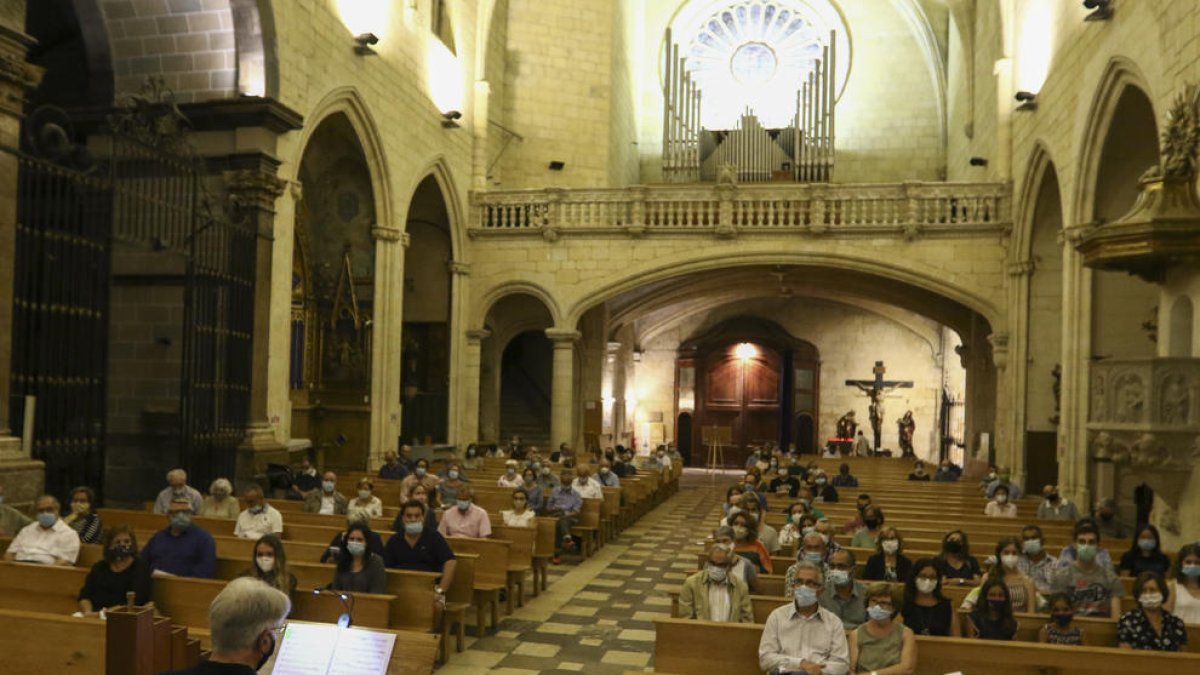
left=478, top=335, right=501, bottom=443
left=0, top=21, right=43, bottom=506
left=1004, top=260, right=1035, bottom=487
left=459, top=329, right=490, bottom=444
left=1058, top=225, right=1094, bottom=509
left=446, top=261, right=472, bottom=446
left=369, top=227, right=407, bottom=470
left=546, top=329, right=581, bottom=450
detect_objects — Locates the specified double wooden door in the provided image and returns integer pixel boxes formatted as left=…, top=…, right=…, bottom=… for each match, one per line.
left=698, top=346, right=782, bottom=465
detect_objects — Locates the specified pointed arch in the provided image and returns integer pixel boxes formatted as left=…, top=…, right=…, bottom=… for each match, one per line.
left=405, top=155, right=467, bottom=263
left=1012, top=143, right=1061, bottom=260
left=230, top=0, right=278, bottom=97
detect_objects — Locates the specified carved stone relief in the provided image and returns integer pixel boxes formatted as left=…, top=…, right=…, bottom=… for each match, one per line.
left=1113, top=372, right=1144, bottom=422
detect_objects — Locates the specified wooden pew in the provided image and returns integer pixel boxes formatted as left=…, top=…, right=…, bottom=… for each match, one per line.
left=492, top=524, right=535, bottom=610
left=446, top=536, right=510, bottom=632
left=0, top=608, right=105, bottom=675
left=570, top=498, right=603, bottom=557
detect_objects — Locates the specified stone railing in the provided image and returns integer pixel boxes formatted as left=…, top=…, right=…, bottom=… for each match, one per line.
left=470, top=182, right=1012, bottom=239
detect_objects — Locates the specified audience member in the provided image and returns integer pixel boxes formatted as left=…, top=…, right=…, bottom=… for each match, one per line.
left=141, top=497, right=216, bottom=578
left=0, top=485, right=32, bottom=536
left=64, top=486, right=102, bottom=544
left=863, top=526, right=913, bottom=583
left=76, top=526, right=151, bottom=616
left=739, top=493, right=780, bottom=554
left=153, top=468, right=204, bottom=514
left=1051, top=522, right=1123, bottom=617
left=790, top=530, right=830, bottom=578
left=964, top=578, right=1019, bottom=640
left=768, top=468, right=801, bottom=497
left=571, top=466, right=604, bottom=500
left=383, top=500, right=457, bottom=605
left=378, top=449, right=408, bottom=480
left=4, top=494, right=80, bottom=565
left=811, top=470, right=839, bottom=503
left=852, top=430, right=871, bottom=456
left=330, top=522, right=387, bottom=594
left=679, top=543, right=754, bottom=623
left=778, top=503, right=811, bottom=548
left=517, top=468, right=543, bottom=511
left=1017, top=524, right=1059, bottom=594
left=235, top=484, right=284, bottom=540
left=730, top=511, right=773, bottom=575
left=242, top=534, right=297, bottom=594
left=400, top=459, right=440, bottom=501
left=544, top=469, right=583, bottom=563
left=303, top=472, right=348, bottom=515
left=497, top=460, right=523, bottom=488
left=1058, top=518, right=1115, bottom=569
left=1117, top=572, right=1188, bottom=651
left=536, top=461, right=562, bottom=493
left=1117, top=524, right=1171, bottom=577
left=436, top=461, right=469, bottom=504
left=983, top=484, right=1018, bottom=518
left=907, top=460, right=931, bottom=481
left=438, top=486, right=493, bottom=539
left=1163, top=543, right=1200, bottom=623
left=161, top=577, right=289, bottom=674
left=348, top=478, right=384, bottom=521
left=713, top=526, right=760, bottom=593
left=818, top=549, right=866, bottom=629
left=984, top=467, right=1022, bottom=500
left=902, top=558, right=958, bottom=637
left=831, top=463, right=858, bottom=488
left=200, top=478, right=240, bottom=519
left=1039, top=592, right=1084, bottom=645
left=1037, top=484, right=1079, bottom=520
left=978, top=465, right=999, bottom=490
left=1094, top=497, right=1129, bottom=541
left=596, top=462, right=620, bottom=487
left=321, top=513, right=384, bottom=564
left=291, top=455, right=321, bottom=497
left=961, top=538, right=1037, bottom=613
left=815, top=519, right=842, bottom=559
left=461, top=444, right=484, bottom=471
left=849, top=583, right=917, bottom=674
left=933, top=460, right=959, bottom=482
left=842, top=494, right=871, bottom=534
left=796, top=486, right=825, bottom=519
left=849, top=505, right=884, bottom=548
left=502, top=489, right=536, bottom=527
left=758, top=560, right=849, bottom=675
left=933, top=530, right=982, bottom=585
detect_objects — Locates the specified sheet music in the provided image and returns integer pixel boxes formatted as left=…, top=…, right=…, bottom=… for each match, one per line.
left=325, top=628, right=396, bottom=675
left=268, top=622, right=396, bottom=675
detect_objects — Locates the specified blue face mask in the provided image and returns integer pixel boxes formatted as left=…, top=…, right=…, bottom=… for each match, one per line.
left=802, top=551, right=823, bottom=563
left=1182, top=564, right=1200, bottom=578
left=37, top=512, right=57, bottom=529
left=827, top=569, right=850, bottom=586
left=322, top=481, right=336, bottom=493
left=1137, top=538, right=1156, bottom=551
left=416, top=467, right=427, bottom=477
left=346, top=541, right=366, bottom=557
left=793, top=585, right=819, bottom=608
left=404, top=521, right=424, bottom=535
left=448, top=470, right=460, bottom=480
left=867, top=604, right=892, bottom=622
left=456, top=499, right=471, bottom=511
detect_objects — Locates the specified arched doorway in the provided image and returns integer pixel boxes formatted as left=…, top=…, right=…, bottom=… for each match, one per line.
left=478, top=292, right=556, bottom=445
left=1024, top=159, right=1064, bottom=488
left=794, top=414, right=815, bottom=455
left=677, top=412, right=693, bottom=465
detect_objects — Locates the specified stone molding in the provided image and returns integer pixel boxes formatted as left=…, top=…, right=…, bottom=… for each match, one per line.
left=988, top=332, right=1010, bottom=371
left=1007, top=260, right=1035, bottom=277
left=545, top=329, right=581, bottom=345
left=465, top=328, right=491, bottom=345
left=371, top=225, right=404, bottom=242
left=448, top=261, right=472, bottom=276
left=0, top=25, right=42, bottom=118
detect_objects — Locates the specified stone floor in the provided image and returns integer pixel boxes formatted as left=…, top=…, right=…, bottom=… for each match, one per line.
left=436, top=469, right=729, bottom=674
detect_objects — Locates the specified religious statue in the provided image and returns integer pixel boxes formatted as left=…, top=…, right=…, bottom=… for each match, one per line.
left=867, top=391, right=884, bottom=446
left=845, top=361, right=913, bottom=450
left=836, top=410, right=857, bottom=440
left=897, top=410, right=916, bottom=458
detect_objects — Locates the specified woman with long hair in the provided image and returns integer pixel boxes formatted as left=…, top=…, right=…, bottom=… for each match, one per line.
left=901, top=557, right=958, bottom=637
left=330, top=522, right=387, bottom=594
left=964, top=578, right=1018, bottom=640
left=1163, top=543, right=1200, bottom=623
left=1118, top=524, right=1172, bottom=577
left=243, top=534, right=297, bottom=594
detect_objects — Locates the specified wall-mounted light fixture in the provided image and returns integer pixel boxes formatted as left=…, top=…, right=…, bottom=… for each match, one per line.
left=441, top=110, right=462, bottom=128
left=1015, top=91, right=1038, bottom=112
left=354, top=33, right=379, bottom=56
left=1083, top=0, right=1113, bottom=22
left=969, top=157, right=989, bottom=167
left=734, top=342, right=757, bottom=361
left=548, top=161, right=566, bottom=171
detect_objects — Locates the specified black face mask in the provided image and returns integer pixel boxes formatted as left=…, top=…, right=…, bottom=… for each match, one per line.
left=1047, top=493, right=1059, bottom=502
left=107, top=544, right=135, bottom=562
left=1099, top=512, right=1114, bottom=521
left=863, top=518, right=880, bottom=529
left=944, top=539, right=963, bottom=554
left=257, top=630, right=277, bottom=671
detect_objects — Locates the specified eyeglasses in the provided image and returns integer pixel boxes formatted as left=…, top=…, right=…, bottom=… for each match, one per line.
left=792, top=580, right=823, bottom=590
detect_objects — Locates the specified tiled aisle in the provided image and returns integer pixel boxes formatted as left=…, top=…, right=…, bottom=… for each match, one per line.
left=436, top=470, right=728, bottom=674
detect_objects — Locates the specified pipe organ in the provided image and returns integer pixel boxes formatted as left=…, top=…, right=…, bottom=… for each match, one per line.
left=661, top=29, right=838, bottom=184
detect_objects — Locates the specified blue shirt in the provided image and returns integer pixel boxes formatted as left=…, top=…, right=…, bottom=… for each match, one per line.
left=597, top=471, right=620, bottom=487
left=546, top=487, right=582, bottom=514
left=379, top=462, right=408, bottom=480
left=141, top=525, right=216, bottom=578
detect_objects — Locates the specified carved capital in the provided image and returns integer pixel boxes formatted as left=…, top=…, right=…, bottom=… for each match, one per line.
left=371, top=225, right=404, bottom=242
left=1007, top=260, right=1035, bottom=277
left=1058, top=223, right=1095, bottom=246
left=988, top=332, right=1010, bottom=371
left=224, top=170, right=285, bottom=234
left=448, top=261, right=472, bottom=276
left=606, top=341, right=623, bottom=354
left=541, top=226, right=560, bottom=243
left=290, top=180, right=303, bottom=201
left=465, top=328, right=491, bottom=345
left=545, top=328, right=581, bottom=345
left=0, top=47, right=42, bottom=117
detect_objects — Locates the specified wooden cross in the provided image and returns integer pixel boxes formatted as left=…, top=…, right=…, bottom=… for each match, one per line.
left=844, top=360, right=914, bottom=449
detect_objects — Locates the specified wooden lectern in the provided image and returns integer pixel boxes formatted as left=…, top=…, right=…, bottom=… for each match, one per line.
left=702, top=425, right=732, bottom=478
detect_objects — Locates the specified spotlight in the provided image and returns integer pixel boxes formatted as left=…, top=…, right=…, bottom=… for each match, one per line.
left=1015, top=91, right=1038, bottom=112
left=441, top=110, right=462, bottom=128
left=969, top=157, right=989, bottom=167
left=354, top=33, right=379, bottom=56
left=1082, top=0, right=1113, bottom=22
left=548, top=160, right=565, bottom=171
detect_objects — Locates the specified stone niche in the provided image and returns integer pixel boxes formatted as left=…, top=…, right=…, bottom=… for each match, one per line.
left=1088, top=357, right=1200, bottom=547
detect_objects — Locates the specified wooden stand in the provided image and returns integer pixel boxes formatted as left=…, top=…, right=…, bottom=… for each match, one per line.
left=702, top=426, right=732, bottom=479
left=105, top=592, right=159, bottom=675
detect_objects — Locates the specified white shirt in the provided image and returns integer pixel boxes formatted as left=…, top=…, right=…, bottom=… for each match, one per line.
left=319, top=495, right=335, bottom=515
left=758, top=603, right=850, bottom=675
left=572, top=478, right=603, bottom=500
left=8, top=519, right=80, bottom=564
left=708, top=581, right=733, bottom=622
left=502, top=509, right=536, bottom=527
left=984, top=501, right=1018, bottom=518
left=234, top=504, right=284, bottom=539
left=347, top=496, right=383, bottom=521
left=497, top=474, right=523, bottom=488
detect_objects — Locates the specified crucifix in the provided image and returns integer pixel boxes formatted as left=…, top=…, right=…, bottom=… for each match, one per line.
left=845, top=360, right=914, bottom=450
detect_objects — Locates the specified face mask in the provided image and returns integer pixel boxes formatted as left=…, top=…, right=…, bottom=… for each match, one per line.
left=541, top=467, right=550, bottom=475
left=456, top=499, right=471, bottom=511
left=864, top=518, right=880, bottom=529
left=705, top=564, right=728, bottom=583
left=416, top=467, right=427, bottom=477
left=881, top=540, right=899, bottom=554
left=322, top=481, right=336, bottom=493
left=506, top=468, right=515, bottom=475
left=346, top=541, right=366, bottom=556
left=803, top=551, right=823, bottom=563
left=249, top=504, right=265, bottom=515
left=793, top=586, right=819, bottom=608
left=1137, top=538, right=1156, bottom=551
left=71, top=502, right=90, bottom=514
left=944, top=539, right=963, bottom=554
left=36, top=512, right=57, bottom=528
left=1052, top=612, right=1074, bottom=626
left=867, top=605, right=892, bottom=622
left=732, top=525, right=748, bottom=540
left=404, top=522, right=424, bottom=536
left=915, top=578, right=938, bottom=594
left=1001, top=554, right=1020, bottom=569
left=109, top=544, right=135, bottom=561
left=1099, top=512, right=1114, bottom=521
left=600, top=468, right=609, bottom=475
left=448, top=470, right=460, bottom=480
left=770, top=462, right=778, bottom=468
left=801, top=526, right=816, bottom=536
left=1182, top=564, right=1200, bottom=578
left=728, top=506, right=743, bottom=518
left=467, top=449, right=476, bottom=457
left=743, top=482, right=755, bottom=490
left=256, top=630, right=277, bottom=672
left=987, top=472, right=996, bottom=480
left=995, top=494, right=1009, bottom=504
left=257, top=556, right=275, bottom=573
left=1023, top=539, right=1042, bottom=555
left=828, top=569, right=850, bottom=586
left=1076, top=544, right=1097, bottom=562
left=358, top=490, right=372, bottom=500
left=987, top=599, right=1007, bottom=612
left=533, top=462, right=541, bottom=470
left=1047, top=492, right=1059, bottom=502
left=815, top=478, right=826, bottom=486
left=1140, top=592, right=1163, bottom=609
left=170, top=513, right=192, bottom=530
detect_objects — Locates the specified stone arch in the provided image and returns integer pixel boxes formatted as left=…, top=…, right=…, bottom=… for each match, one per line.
left=229, top=0, right=277, bottom=97
left=478, top=292, right=557, bottom=445
left=477, top=282, right=564, bottom=331
left=1012, top=143, right=1061, bottom=258
left=24, top=0, right=115, bottom=108
left=405, top=156, right=467, bottom=262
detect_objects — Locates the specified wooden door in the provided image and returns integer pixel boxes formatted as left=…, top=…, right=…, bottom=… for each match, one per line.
left=699, top=345, right=782, bottom=465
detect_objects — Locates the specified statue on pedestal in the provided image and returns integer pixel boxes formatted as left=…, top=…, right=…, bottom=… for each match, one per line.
left=897, top=411, right=916, bottom=458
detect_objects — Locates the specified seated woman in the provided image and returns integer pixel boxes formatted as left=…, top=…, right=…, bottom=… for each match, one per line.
left=934, top=530, right=982, bottom=585
left=391, top=484, right=440, bottom=534
left=849, top=583, right=917, bottom=674
left=461, top=444, right=483, bottom=471
left=737, top=493, right=780, bottom=554
left=347, top=478, right=384, bottom=521
left=436, top=462, right=469, bottom=504
left=1118, top=571, right=1189, bottom=651
left=399, top=458, right=440, bottom=501
left=959, top=537, right=1038, bottom=613
left=729, top=511, right=773, bottom=575
left=77, top=526, right=152, bottom=617
left=330, top=522, right=388, bottom=594
left=199, top=478, right=240, bottom=519
left=1039, top=592, right=1085, bottom=646
left=983, top=484, right=1018, bottom=518
left=519, top=468, right=544, bottom=511
left=964, top=578, right=1018, bottom=640
left=1118, top=524, right=1172, bottom=577
left=907, top=461, right=931, bottom=481
left=502, top=489, right=536, bottom=527
left=497, top=461, right=523, bottom=488
left=242, top=534, right=297, bottom=594
left=777, top=503, right=813, bottom=549
left=810, top=471, right=839, bottom=503
left=321, top=513, right=385, bottom=564
left=1164, top=543, right=1200, bottom=624
left=863, top=527, right=914, bottom=583
left=64, top=486, right=102, bottom=544
left=850, top=506, right=885, bottom=548
left=902, top=558, right=958, bottom=637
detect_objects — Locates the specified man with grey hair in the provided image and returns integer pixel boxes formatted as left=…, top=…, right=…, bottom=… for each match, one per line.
left=714, top=525, right=759, bottom=593
left=759, top=559, right=849, bottom=675
left=163, top=577, right=290, bottom=674
left=153, top=468, right=204, bottom=514
left=4, top=494, right=80, bottom=565
left=818, top=549, right=866, bottom=629
left=679, top=543, right=753, bottom=622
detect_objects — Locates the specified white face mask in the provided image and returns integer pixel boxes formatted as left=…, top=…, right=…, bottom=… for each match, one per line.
left=881, top=539, right=899, bottom=554
left=257, top=556, right=275, bottom=573
left=1001, top=554, right=1020, bottom=569
left=995, top=494, right=1008, bottom=504
left=915, top=578, right=938, bottom=594
left=358, top=490, right=371, bottom=500
left=1140, top=592, right=1164, bottom=609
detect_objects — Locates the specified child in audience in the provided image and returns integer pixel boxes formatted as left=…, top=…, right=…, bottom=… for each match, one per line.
left=964, top=578, right=1018, bottom=640
left=1039, top=593, right=1084, bottom=646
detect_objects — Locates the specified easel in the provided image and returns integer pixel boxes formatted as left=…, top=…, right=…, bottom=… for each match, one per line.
left=702, top=425, right=732, bottom=481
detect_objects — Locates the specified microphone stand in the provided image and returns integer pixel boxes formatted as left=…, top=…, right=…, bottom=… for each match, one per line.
left=311, top=586, right=355, bottom=628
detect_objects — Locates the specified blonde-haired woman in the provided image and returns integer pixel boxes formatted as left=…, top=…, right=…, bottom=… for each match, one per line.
left=200, top=478, right=239, bottom=519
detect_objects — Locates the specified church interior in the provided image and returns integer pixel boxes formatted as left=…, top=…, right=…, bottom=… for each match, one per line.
left=1, top=0, right=1200, bottom=673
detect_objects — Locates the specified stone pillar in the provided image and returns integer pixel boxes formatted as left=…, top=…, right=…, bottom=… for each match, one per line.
left=546, top=329, right=580, bottom=450
left=228, top=156, right=289, bottom=483
left=1004, top=260, right=1035, bottom=487
left=478, top=335, right=501, bottom=443
left=0, top=22, right=45, bottom=506
left=368, top=227, right=408, bottom=470
left=602, top=341, right=622, bottom=440
left=1058, top=225, right=1093, bottom=509
left=446, top=261, right=472, bottom=446
left=459, top=329, right=490, bottom=444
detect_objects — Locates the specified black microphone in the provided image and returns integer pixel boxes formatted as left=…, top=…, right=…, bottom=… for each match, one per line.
left=311, top=586, right=355, bottom=627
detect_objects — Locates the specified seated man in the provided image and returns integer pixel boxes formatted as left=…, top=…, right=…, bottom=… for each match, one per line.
left=1051, top=521, right=1123, bottom=617
left=152, top=468, right=204, bottom=514
left=303, top=471, right=348, bottom=515
left=679, top=543, right=753, bottom=623
left=571, top=466, right=604, bottom=500
left=984, top=467, right=1022, bottom=500
left=759, top=559, right=850, bottom=675
left=1037, top=484, right=1080, bottom=520
left=830, top=463, right=858, bottom=488
left=384, top=500, right=456, bottom=604
left=596, top=462, right=620, bottom=487
left=164, top=576, right=290, bottom=674
left=288, top=455, right=320, bottom=499
left=819, top=549, right=866, bottom=629
left=543, top=469, right=583, bottom=564
left=934, top=460, right=960, bottom=482
left=378, top=449, right=408, bottom=480
left=3, top=495, right=80, bottom=565
left=234, top=484, right=284, bottom=540
left=141, top=498, right=216, bottom=578
left=0, top=485, right=32, bottom=537
left=437, top=486, right=493, bottom=539
left=1017, top=524, right=1059, bottom=594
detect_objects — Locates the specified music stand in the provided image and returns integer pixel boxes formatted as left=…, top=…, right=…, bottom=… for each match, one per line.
left=702, top=425, right=732, bottom=480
